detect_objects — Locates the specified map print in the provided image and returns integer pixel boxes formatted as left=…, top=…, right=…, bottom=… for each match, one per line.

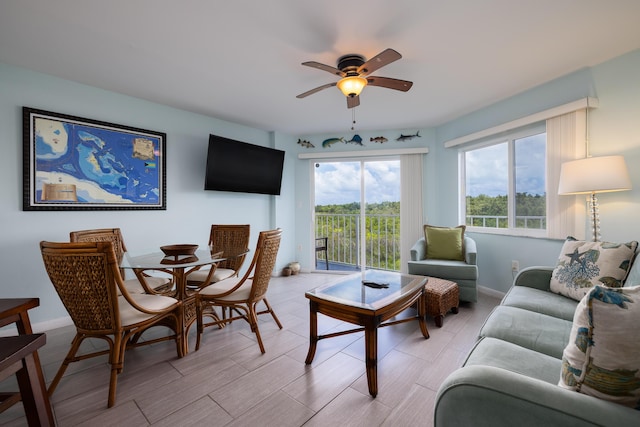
left=33, top=116, right=163, bottom=207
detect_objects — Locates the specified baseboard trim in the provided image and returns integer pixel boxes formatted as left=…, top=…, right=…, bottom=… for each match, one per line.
left=0, top=315, right=73, bottom=336
left=478, top=285, right=505, bottom=299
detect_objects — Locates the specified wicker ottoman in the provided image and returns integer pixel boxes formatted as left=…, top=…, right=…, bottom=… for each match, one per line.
left=424, top=277, right=459, bottom=327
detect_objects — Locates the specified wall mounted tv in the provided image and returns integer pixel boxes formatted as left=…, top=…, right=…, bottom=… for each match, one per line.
left=204, top=134, right=285, bottom=195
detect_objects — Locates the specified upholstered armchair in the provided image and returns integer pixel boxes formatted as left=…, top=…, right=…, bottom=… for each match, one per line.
left=408, top=234, right=478, bottom=303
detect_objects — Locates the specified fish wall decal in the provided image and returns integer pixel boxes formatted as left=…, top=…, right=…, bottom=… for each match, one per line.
left=297, top=138, right=315, bottom=148
left=370, top=136, right=388, bottom=143
left=396, top=131, right=421, bottom=141
left=322, top=137, right=345, bottom=148
left=345, top=135, right=363, bottom=146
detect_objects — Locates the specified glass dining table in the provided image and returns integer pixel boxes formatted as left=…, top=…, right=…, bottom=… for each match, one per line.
left=120, top=248, right=227, bottom=356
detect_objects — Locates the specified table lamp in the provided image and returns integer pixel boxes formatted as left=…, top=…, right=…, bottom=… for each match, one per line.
left=558, top=155, right=632, bottom=242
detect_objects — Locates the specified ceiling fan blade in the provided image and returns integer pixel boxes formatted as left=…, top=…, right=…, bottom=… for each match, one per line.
left=357, top=48, right=402, bottom=76
left=366, top=76, right=413, bottom=92
left=301, top=61, right=345, bottom=77
left=347, top=95, right=360, bottom=109
left=296, top=82, right=337, bottom=98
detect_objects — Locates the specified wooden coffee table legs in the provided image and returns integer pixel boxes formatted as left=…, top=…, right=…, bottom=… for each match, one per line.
left=304, top=301, right=319, bottom=365
left=305, top=292, right=430, bottom=397
left=363, top=318, right=379, bottom=397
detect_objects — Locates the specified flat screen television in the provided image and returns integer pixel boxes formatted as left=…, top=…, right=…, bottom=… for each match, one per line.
left=204, top=134, right=285, bottom=195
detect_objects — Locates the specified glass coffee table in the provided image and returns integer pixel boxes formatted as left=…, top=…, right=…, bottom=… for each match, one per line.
left=304, top=270, right=429, bottom=397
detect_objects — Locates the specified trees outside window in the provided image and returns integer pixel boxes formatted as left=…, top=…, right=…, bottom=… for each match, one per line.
left=462, top=126, right=546, bottom=236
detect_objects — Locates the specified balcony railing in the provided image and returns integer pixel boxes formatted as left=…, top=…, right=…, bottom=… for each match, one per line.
left=466, top=215, right=546, bottom=229
left=315, top=213, right=400, bottom=271
left=315, top=213, right=544, bottom=271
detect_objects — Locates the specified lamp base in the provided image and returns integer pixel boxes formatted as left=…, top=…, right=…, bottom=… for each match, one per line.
left=589, top=192, right=601, bottom=242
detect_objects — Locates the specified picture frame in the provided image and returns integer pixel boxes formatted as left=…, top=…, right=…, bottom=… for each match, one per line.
left=23, top=107, right=166, bottom=211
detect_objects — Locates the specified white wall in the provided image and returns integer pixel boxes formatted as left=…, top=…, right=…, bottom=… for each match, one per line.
left=0, top=63, right=295, bottom=328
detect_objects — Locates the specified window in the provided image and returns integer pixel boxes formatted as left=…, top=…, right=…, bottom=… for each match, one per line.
left=461, top=125, right=546, bottom=237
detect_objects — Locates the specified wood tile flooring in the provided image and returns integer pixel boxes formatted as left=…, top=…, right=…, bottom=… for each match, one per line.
left=0, top=273, right=500, bottom=426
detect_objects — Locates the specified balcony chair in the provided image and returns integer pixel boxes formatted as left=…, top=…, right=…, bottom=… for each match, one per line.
left=40, top=241, right=182, bottom=408
left=70, top=228, right=172, bottom=295
left=407, top=225, right=478, bottom=303
left=315, top=237, right=329, bottom=270
left=187, top=224, right=250, bottom=289
left=195, top=229, right=283, bottom=353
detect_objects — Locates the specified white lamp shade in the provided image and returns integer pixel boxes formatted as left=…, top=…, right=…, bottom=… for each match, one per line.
left=558, top=155, right=632, bottom=195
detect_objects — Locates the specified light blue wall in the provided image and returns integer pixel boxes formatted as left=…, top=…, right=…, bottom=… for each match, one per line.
left=434, top=49, right=640, bottom=293
left=2, top=48, right=639, bottom=328
left=0, top=62, right=296, bottom=328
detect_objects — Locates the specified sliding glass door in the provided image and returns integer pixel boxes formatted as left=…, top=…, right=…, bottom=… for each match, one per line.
left=313, top=159, right=400, bottom=272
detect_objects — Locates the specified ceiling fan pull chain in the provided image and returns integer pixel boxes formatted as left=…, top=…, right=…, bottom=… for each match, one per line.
left=351, top=108, right=356, bottom=130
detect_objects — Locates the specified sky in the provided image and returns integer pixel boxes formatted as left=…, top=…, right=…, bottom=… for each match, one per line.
left=465, top=133, right=546, bottom=197
left=313, top=133, right=545, bottom=206
left=314, top=160, right=400, bottom=205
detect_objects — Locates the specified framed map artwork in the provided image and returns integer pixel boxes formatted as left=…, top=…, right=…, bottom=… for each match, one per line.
left=23, top=107, right=166, bottom=211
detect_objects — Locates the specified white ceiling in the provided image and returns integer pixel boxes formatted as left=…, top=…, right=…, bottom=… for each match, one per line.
left=2, top=1, right=640, bottom=136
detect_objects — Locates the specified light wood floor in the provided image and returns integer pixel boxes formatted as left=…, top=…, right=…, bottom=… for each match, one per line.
left=1, top=273, right=500, bottom=426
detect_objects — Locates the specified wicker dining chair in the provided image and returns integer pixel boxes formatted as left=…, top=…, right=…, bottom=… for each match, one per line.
left=186, top=224, right=250, bottom=289
left=195, top=229, right=282, bottom=353
left=40, top=241, right=183, bottom=408
left=70, top=228, right=172, bottom=294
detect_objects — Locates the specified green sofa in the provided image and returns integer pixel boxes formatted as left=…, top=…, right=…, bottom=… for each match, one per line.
left=408, top=236, right=478, bottom=303
left=434, top=266, right=640, bottom=427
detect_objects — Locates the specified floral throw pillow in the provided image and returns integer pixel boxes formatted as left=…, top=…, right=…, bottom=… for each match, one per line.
left=559, top=285, right=640, bottom=408
left=550, top=237, right=637, bottom=301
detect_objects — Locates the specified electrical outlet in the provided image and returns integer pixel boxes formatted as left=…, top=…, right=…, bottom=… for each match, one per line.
left=511, top=260, right=519, bottom=272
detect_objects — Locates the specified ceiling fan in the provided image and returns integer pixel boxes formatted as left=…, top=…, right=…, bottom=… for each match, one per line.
left=296, top=48, right=413, bottom=109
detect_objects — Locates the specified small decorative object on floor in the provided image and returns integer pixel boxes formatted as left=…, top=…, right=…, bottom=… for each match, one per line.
left=282, top=267, right=292, bottom=276
left=288, top=262, right=301, bottom=275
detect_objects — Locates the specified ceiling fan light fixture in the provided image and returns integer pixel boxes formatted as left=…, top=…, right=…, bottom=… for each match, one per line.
left=337, top=76, right=367, bottom=97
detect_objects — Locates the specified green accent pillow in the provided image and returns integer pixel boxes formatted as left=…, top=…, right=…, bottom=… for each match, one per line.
left=424, top=225, right=465, bottom=261
left=559, top=285, right=640, bottom=408
left=550, top=237, right=638, bottom=301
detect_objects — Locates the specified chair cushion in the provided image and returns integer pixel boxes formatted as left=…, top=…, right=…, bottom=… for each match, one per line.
left=198, top=277, right=253, bottom=302
left=550, top=237, right=637, bottom=301
left=121, top=276, right=171, bottom=295
left=407, top=259, right=478, bottom=280
left=187, top=267, right=236, bottom=284
left=118, top=294, right=178, bottom=326
left=559, top=285, right=640, bottom=409
left=423, top=224, right=465, bottom=261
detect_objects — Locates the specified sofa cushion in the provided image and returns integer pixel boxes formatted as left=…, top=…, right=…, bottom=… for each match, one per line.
left=465, top=337, right=562, bottom=385
left=423, top=224, right=465, bottom=261
left=559, top=285, right=640, bottom=409
left=501, top=285, right=578, bottom=321
left=550, top=237, right=637, bottom=301
left=479, top=306, right=572, bottom=359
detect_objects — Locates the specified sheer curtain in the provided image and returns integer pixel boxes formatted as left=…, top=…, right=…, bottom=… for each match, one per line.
left=546, top=109, right=587, bottom=239
left=400, top=154, right=424, bottom=273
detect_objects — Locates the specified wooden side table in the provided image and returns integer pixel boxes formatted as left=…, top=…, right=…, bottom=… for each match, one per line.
left=0, top=298, right=55, bottom=426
